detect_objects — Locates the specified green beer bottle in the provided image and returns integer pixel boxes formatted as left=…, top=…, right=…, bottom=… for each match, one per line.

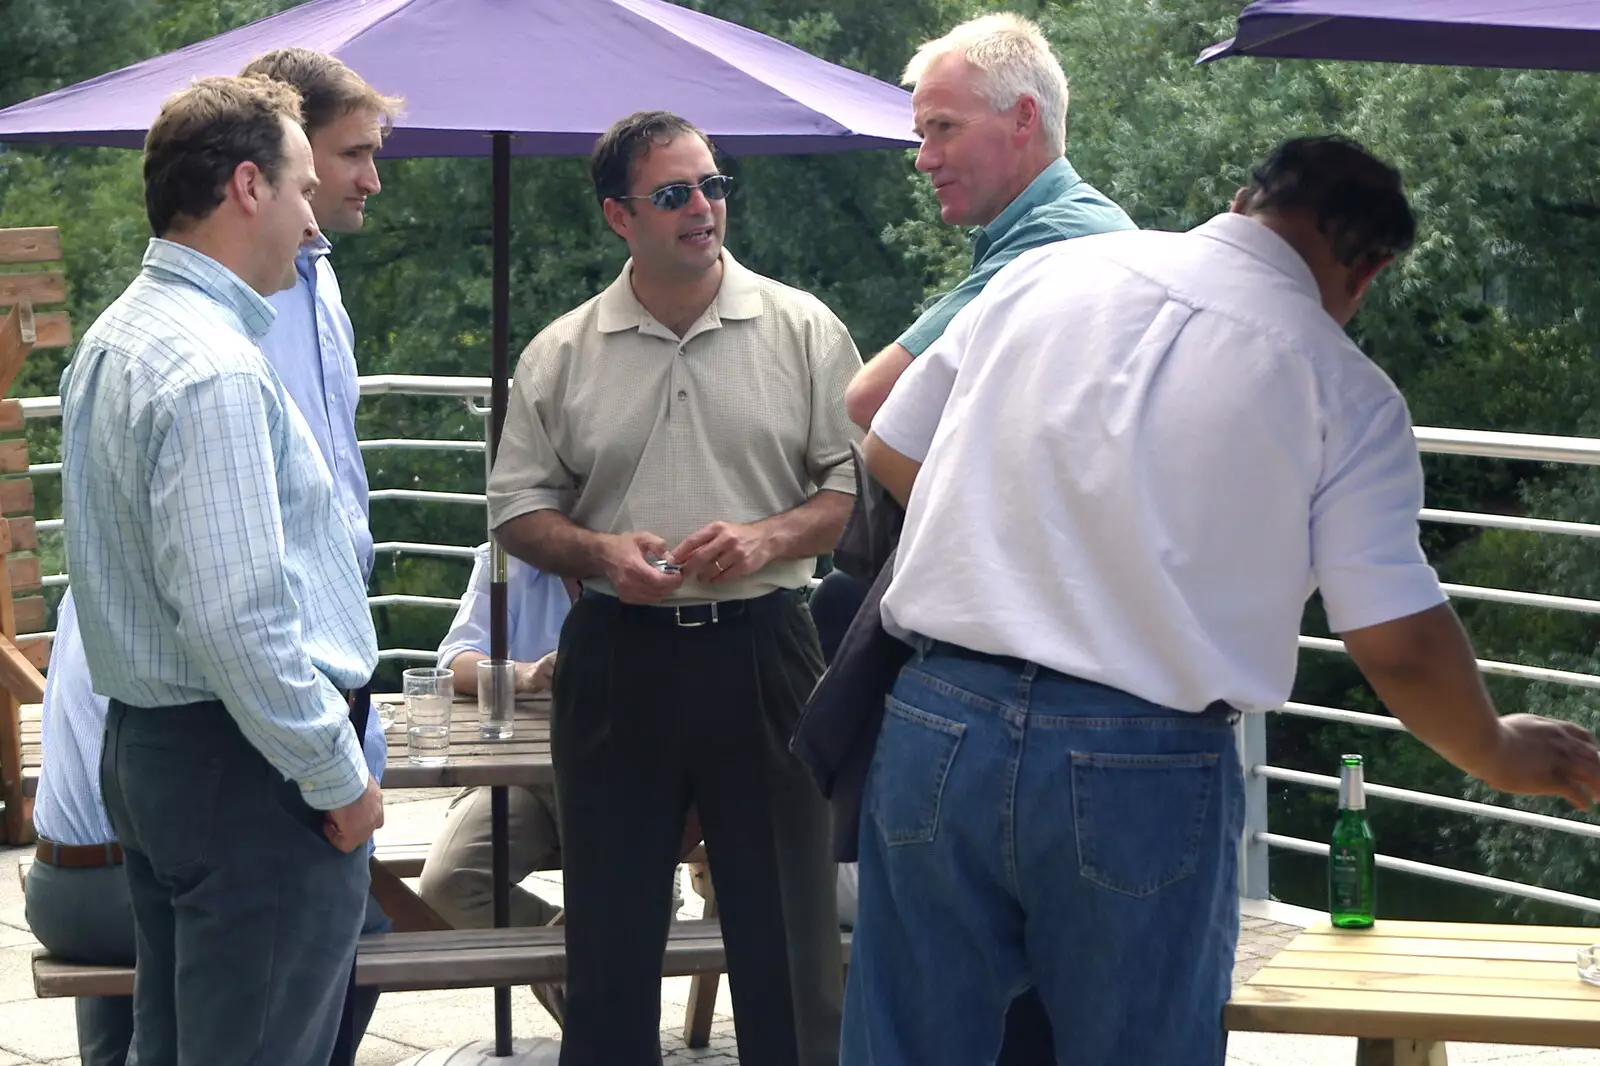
left=1329, top=753, right=1376, bottom=928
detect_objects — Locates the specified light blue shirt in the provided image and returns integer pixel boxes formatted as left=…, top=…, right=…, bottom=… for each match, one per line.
left=58, top=239, right=377, bottom=812
left=436, top=544, right=570, bottom=668
left=896, top=158, right=1135, bottom=356
left=30, top=593, right=115, bottom=845
left=265, top=235, right=372, bottom=576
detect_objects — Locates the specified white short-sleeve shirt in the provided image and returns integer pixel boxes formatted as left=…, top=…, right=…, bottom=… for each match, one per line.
left=874, top=212, right=1445, bottom=713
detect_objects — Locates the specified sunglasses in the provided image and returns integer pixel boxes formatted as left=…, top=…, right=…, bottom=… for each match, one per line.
left=617, top=174, right=734, bottom=211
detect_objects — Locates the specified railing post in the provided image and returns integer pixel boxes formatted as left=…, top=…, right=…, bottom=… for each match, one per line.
left=1236, top=711, right=1270, bottom=900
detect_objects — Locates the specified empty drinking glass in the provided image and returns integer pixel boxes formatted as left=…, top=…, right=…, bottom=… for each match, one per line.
left=404, top=667, right=454, bottom=766
left=477, top=659, right=515, bottom=740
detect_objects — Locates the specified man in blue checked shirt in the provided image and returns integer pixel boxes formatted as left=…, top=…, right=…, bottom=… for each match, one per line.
left=51, top=65, right=397, bottom=1066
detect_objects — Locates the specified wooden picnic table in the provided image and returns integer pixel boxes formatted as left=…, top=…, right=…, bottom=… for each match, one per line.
left=373, top=691, right=558, bottom=1046
left=375, top=693, right=551, bottom=790
left=1227, top=918, right=1600, bottom=1064
left=20, top=695, right=554, bottom=797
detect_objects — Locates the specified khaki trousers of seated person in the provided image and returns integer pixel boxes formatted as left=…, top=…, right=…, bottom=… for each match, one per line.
left=418, top=784, right=563, bottom=929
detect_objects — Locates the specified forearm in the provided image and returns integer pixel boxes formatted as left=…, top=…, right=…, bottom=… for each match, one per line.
left=494, top=508, right=613, bottom=581
left=187, top=609, right=369, bottom=809
left=845, top=343, right=915, bottom=429
left=862, top=432, right=921, bottom=509
left=756, top=490, right=854, bottom=560
left=449, top=650, right=488, bottom=695
left=1343, top=604, right=1504, bottom=778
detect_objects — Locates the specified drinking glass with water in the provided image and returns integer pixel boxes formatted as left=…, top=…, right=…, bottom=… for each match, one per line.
left=477, top=659, right=516, bottom=740
left=404, top=667, right=454, bottom=765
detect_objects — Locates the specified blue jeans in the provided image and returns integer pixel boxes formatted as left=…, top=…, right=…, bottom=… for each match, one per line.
left=841, top=641, right=1244, bottom=1066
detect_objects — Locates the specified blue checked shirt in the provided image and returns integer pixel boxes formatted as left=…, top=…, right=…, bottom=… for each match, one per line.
left=59, top=239, right=378, bottom=811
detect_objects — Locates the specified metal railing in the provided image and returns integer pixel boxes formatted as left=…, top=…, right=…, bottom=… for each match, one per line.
left=1234, top=427, right=1600, bottom=917
left=20, top=375, right=1600, bottom=915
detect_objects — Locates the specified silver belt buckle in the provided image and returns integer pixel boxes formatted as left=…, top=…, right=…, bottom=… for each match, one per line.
left=674, top=602, right=719, bottom=627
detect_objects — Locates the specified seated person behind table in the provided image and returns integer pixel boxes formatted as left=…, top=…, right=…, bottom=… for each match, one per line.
left=418, top=543, right=573, bottom=928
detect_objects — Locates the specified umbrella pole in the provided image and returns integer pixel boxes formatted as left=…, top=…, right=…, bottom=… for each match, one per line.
left=489, top=130, right=514, bottom=1058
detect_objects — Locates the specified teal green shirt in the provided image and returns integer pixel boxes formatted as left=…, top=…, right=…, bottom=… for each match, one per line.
left=897, top=158, right=1135, bottom=356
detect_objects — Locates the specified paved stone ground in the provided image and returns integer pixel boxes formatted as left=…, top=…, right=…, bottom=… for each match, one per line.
left=3, top=794, right=1599, bottom=1065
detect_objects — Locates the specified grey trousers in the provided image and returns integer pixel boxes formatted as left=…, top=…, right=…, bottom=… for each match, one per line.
left=25, top=859, right=137, bottom=1066
left=102, top=699, right=372, bottom=1066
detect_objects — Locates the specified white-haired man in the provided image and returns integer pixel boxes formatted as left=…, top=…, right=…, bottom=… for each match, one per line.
left=812, top=16, right=1132, bottom=1060
left=842, top=12, right=1132, bottom=427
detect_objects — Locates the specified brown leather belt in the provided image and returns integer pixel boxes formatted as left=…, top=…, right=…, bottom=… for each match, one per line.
left=35, top=838, right=124, bottom=869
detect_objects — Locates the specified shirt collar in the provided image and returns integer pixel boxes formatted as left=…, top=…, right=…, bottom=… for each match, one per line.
left=1192, top=213, right=1321, bottom=301
left=974, top=157, right=1083, bottom=261
left=596, top=248, right=762, bottom=335
left=140, top=238, right=277, bottom=342
left=293, top=233, right=332, bottom=285
left=299, top=232, right=333, bottom=264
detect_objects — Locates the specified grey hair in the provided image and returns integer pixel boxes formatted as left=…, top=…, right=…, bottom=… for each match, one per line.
left=902, top=13, right=1069, bottom=157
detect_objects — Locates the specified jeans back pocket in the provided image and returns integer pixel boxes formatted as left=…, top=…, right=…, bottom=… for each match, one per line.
left=868, top=697, right=966, bottom=847
left=1071, top=751, right=1219, bottom=897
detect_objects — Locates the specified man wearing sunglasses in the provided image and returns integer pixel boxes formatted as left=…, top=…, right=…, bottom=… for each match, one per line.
left=488, top=110, right=862, bottom=1066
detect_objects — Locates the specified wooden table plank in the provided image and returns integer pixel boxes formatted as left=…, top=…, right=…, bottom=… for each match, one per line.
left=22, top=697, right=554, bottom=793
left=1256, top=966, right=1600, bottom=1003
left=379, top=694, right=552, bottom=789
left=1229, top=920, right=1600, bottom=1049
left=1278, top=934, right=1582, bottom=964
left=1283, top=920, right=1600, bottom=946
left=1275, top=950, right=1582, bottom=982
left=1226, top=984, right=1600, bottom=1046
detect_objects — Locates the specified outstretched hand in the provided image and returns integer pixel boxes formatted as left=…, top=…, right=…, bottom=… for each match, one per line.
left=1479, top=714, right=1600, bottom=809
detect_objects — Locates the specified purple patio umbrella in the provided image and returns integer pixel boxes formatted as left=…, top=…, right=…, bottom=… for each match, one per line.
left=0, top=0, right=915, bottom=1054
left=1199, top=0, right=1600, bottom=72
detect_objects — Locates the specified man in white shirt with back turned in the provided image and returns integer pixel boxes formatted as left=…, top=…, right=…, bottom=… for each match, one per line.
left=845, top=135, right=1600, bottom=1066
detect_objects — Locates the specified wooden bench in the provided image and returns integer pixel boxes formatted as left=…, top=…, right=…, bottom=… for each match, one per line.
left=1226, top=918, right=1600, bottom=1064
left=33, top=918, right=853, bottom=998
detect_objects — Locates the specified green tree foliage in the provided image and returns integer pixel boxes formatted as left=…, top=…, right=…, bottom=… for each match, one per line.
left=7, top=0, right=1600, bottom=914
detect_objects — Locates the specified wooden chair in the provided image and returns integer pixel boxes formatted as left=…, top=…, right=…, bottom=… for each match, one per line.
left=0, top=226, right=66, bottom=845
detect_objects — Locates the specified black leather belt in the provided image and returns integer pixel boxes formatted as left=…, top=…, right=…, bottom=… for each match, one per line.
left=581, top=587, right=797, bottom=627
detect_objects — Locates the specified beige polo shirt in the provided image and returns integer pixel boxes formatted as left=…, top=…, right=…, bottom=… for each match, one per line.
left=487, top=250, right=862, bottom=603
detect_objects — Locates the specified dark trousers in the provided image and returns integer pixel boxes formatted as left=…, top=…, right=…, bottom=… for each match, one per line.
left=553, top=590, right=842, bottom=1066
left=101, top=699, right=370, bottom=1066
left=25, top=859, right=136, bottom=1066
left=810, top=569, right=1057, bottom=1066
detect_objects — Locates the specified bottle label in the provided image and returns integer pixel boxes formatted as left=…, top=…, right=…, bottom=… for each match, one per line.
left=1331, top=849, right=1364, bottom=908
